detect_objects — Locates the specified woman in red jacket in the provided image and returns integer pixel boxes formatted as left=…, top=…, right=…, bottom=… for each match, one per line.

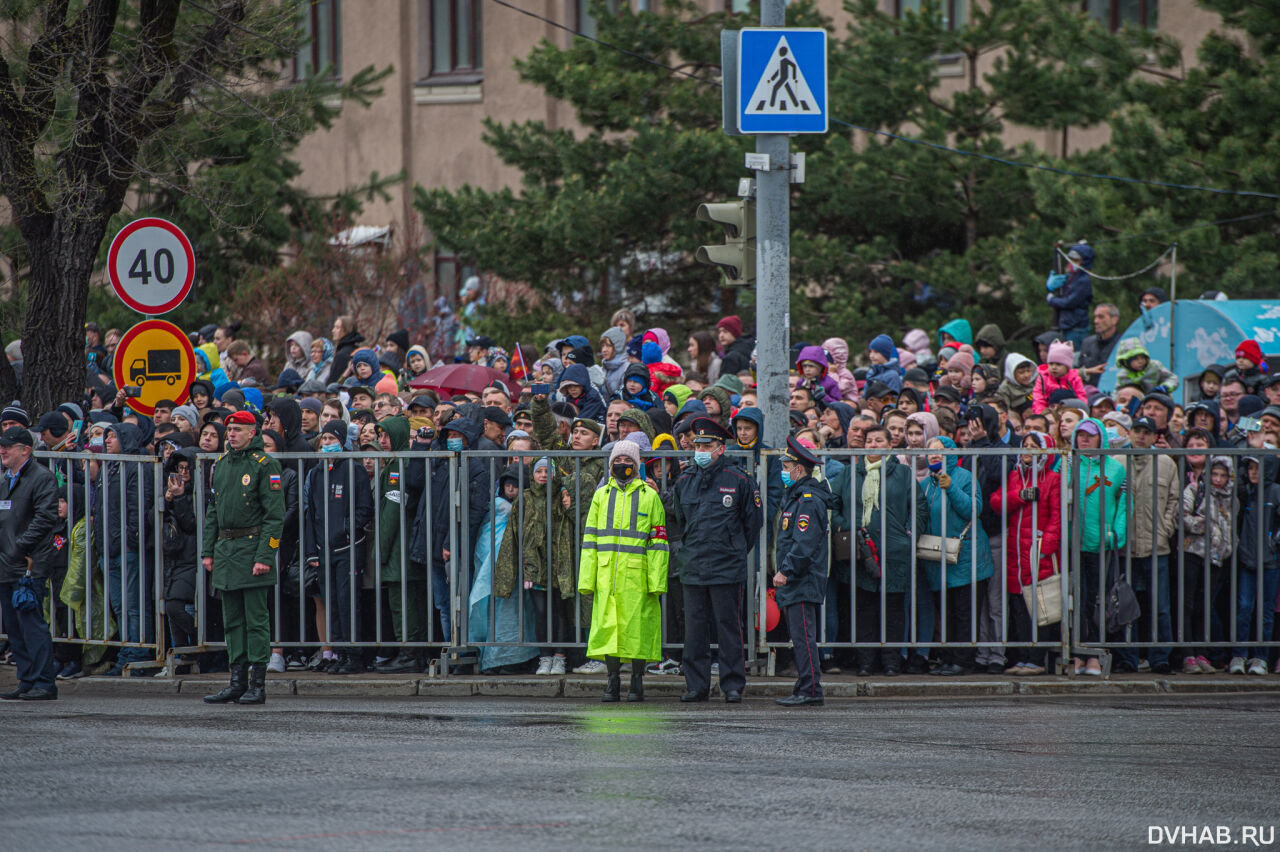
left=990, top=431, right=1062, bottom=675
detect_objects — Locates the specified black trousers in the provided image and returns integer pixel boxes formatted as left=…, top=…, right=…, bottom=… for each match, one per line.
left=0, top=582, right=57, bottom=691
left=855, top=587, right=906, bottom=670
left=784, top=601, right=822, bottom=698
left=683, top=582, right=746, bottom=695
left=529, top=588, right=572, bottom=656
left=935, top=581, right=984, bottom=669
left=1007, top=593, right=1060, bottom=668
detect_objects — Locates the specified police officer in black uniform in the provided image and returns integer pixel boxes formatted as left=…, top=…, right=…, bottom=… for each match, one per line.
left=669, top=417, right=763, bottom=703
left=773, top=437, right=832, bottom=707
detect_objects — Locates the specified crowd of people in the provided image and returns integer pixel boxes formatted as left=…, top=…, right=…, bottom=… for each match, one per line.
left=2, top=251, right=1280, bottom=702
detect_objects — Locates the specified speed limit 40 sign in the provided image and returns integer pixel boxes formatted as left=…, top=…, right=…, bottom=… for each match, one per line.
left=108, top=217, right=196, bottom=315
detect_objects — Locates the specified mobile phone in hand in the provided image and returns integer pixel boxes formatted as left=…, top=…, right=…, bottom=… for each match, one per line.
left=531, top=383, right=550, bottom=395
left=124, top=385, right=142, bottom=398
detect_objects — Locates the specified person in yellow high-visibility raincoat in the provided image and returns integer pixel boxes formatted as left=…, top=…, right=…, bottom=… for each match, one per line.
left=578, top=440, right=669, bottom=703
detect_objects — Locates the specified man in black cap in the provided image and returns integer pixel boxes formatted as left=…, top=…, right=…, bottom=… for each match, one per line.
left=863, top=381, right=898, bottom=419
left=36, top=412, right=75, bottom=453
left=667, top=417, right=763, bottom=703
left=773, top=437, right=831, bottom=707
left=0, top=426, right=61, bottom=700
left=1140, top=391, right=1182, bottom=448
left=479, top=406, right=511, bottom=449
left=465, top=336, right=495, bottom=364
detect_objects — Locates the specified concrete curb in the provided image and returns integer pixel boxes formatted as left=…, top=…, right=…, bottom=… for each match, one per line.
left=59, top=674, right=1280, bottom=699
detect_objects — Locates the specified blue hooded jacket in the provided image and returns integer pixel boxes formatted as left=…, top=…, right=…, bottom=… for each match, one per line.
left=557, top=364, right=607, bottom=422
left=1047, top=243, right=1094, bottom=333
left=921, top=436, right=994, bottom=590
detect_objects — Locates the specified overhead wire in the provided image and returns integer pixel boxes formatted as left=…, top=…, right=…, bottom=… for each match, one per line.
left=485, top=0, right=1280, bottom=202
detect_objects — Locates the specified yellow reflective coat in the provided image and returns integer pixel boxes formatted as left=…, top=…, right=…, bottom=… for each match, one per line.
left=578, top=476, right=668, bottom=661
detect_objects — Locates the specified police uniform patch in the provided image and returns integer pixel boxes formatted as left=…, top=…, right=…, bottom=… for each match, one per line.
left=797, top=514, right=810, bottom=533
left=754, top=492, right=761, bottom=507
left=722, top=494, right=733, bottom=508
left=268, top=474, right=281, bottom=490
left=268, top=536, right=280, bottom=549
left=241, top=473, right=251, bottom=486
left=781, top=513, right=790, bottom=530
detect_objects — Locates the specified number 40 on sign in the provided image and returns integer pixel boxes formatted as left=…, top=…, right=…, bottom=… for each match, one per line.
left=107, top=217, right=196, bottom=316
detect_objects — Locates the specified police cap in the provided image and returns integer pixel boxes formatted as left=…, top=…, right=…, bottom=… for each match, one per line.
left=690, top=417, right=732, bottom=444
left=783, top=435, right=818, bottom=469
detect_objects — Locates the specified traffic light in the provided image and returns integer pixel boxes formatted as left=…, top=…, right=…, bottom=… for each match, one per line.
left=695, top=198, right=755, bottom=286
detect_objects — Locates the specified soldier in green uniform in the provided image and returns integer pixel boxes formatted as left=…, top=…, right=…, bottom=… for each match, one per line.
left=202, top=410, right=286, bottom=705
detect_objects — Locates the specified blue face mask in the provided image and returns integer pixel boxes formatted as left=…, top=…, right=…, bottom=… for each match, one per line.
left=446, top=436, right=464, bottom=452
left=321, top=442, right=342, bottom=453
left=780, top=471, right=793, bottom=488
left=693, top=450, right=713, bottom=468
left=928, top=460, right=943, bottom=472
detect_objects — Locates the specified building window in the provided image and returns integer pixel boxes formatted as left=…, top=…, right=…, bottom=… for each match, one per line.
left=895, top=0, right=966, bottom=30
left=429, top=0, right=483, bottom=77
left=433, top=249, right=475, bottom=303
left=295, top=0, right=342, bottom=80
left=576, top=0, right=624, bottom=39
left=1084, top=0, right=1158, bottom=30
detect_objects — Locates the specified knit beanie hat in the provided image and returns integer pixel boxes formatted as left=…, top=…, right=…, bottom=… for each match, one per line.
left=868, top=334, right=896, bottom=362
left=2, top=401, right=30, bottom=427
left=609, top=439, right=641, bottom=467
left=322, top=420, right=347, bottom=444
left=716, top=315, right=743, bottom=339
left=946, top=349, right=975, bottom=373
left=1047, top=342, right=1075, bottom=367
left=903, top=329, right=930, bottom=354
left=1235, top=339, right=1266, bottom=369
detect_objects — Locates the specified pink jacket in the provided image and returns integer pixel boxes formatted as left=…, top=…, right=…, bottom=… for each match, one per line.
left=1031, top=364, right=1087, bottom=414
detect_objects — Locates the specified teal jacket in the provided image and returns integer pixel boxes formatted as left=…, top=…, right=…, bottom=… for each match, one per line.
left=1066, top=417, right=1128, bottom=552
left=920, top=437, right=994, bottom=590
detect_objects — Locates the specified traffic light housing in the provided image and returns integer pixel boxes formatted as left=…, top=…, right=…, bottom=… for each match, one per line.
left=696, top=198, right=755, bottom=286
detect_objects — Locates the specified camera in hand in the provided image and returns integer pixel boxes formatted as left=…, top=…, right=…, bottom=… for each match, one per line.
left=123, top=385, right=142, bottom=398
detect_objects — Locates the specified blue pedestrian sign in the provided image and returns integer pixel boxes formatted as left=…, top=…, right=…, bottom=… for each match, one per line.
left=737, top=28, right=828, bottom=134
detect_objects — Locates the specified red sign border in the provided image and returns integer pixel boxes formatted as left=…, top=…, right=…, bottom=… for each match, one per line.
left=107, top=217, right=196, bottom=315
left=111, top=319, right=198, bottom=417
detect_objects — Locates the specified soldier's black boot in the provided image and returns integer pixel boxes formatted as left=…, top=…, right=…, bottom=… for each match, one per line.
left=602, top=656, right=621, bottom=703
left=626, top=664, right=644, bottom=703
left=237, top=664, right=267, bottom=705
left=204, top=664, right=248, bottom=704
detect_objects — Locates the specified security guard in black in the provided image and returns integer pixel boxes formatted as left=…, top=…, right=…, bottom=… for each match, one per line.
left=669, top=417, right=763, bottom=703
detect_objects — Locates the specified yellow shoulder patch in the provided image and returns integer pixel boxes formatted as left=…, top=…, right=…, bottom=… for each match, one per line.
left=256, top=453, right=268, bottom=465
left=268, top=537, right=280, bottom=549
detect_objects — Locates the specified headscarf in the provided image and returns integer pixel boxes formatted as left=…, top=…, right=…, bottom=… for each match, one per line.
left=903, top=411, right=940, bottom=481
left=310, top=337, right=335, bottom=380
left=1019, top=430, right=1055, bottom=480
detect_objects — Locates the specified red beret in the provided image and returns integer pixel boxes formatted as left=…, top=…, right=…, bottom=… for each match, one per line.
left=224, top=410, right=256, bottom=426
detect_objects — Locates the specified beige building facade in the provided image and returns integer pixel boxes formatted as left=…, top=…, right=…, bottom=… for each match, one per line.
left=291, top=0, right=1222, bottom=308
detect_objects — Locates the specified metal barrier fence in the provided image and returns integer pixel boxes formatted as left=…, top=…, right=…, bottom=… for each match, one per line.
left=5, top=445, right=1277, bottom=676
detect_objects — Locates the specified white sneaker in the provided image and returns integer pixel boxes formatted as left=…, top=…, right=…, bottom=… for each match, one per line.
left=1246, top=658, right=1267, bottom=676
left=573, top=659, right=606, bottom=674
left=549, top=656, right=566, bottom=675
left=535, top=656, right=553, bottom=675
left=155, top=666, right=170, bottom=678
left=267, top=652, right=287, bottom=674
left=1227, top=656, right=1246, bottom=675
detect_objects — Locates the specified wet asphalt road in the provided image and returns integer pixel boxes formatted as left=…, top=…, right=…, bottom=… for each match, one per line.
left=2, top=693, right=1277, bottom=851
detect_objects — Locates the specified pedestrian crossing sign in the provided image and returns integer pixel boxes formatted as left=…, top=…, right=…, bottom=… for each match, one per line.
left=738, top=28, right=828, bottom=134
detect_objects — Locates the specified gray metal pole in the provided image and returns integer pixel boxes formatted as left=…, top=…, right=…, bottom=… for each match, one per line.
left=756, top=0, right=790, bottom=449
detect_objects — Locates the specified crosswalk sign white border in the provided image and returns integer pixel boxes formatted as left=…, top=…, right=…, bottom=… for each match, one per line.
left=737, top=28, right=828, bottom=134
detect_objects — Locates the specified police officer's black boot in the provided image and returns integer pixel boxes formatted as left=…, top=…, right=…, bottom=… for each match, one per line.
left=204, top=663, right=248, bottom=704
left=626, top=662, right=644, bottom=702
left=602, top=657, right=621, bottom=703
left=237, top=664, right=267, bottom=705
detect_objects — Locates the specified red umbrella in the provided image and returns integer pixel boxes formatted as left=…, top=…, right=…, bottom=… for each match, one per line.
left=408, top=363, right=520, bottom=397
